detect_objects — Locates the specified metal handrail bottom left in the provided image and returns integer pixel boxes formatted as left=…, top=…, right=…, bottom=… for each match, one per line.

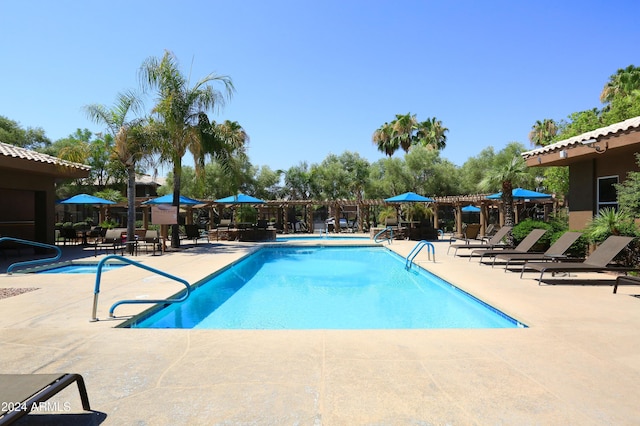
left=91, top=255, right=191, bottom=321
left=0, top=237, right=62, bottom=274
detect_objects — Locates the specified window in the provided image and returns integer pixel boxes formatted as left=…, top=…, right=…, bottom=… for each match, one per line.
left=597, top=175, right=619, bottom=211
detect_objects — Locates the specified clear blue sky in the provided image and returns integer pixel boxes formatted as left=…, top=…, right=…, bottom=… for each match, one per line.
left=1, top=0, right=639, bottom=173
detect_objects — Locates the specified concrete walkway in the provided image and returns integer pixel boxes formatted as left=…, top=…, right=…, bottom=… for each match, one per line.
left=0, top=237, right=639, bottom=425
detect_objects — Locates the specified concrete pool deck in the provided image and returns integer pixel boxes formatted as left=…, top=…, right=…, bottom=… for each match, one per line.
left=0, top=237, right=639, bottom=424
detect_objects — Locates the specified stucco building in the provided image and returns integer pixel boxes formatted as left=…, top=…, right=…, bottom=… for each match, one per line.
left=521, top=116, right=640, bottom=230
left=0, top=142, right=90, bottom=244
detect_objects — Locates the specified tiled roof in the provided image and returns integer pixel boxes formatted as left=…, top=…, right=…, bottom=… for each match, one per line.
left=0, top=141, right=91, bottom=171
left=521, top=115, right=640, bottom=159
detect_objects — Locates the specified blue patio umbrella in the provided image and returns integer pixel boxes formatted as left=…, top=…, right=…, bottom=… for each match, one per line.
left=384, top=192, right=434, bottom=203
left=58, top=193, right=116, bottom=205
left=461, top=205, right=481, bottom=212
left=142, top=194, right=202, bottom=205
left=486, top=188, right=551, bottom=200
left=215, top=193, right=265, bottom=204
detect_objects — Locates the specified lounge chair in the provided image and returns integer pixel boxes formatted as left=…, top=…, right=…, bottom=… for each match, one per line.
left=471, top=228, right=548, bottom=263
left=493, top=231, right=583, bottom=271
left=94, top=228, right=125, bottom=256
left=138, top=229, right=161, bottom=255
left=480, top=224, right=496, bottom=243
left=0, top=373, right=91, bottom=424
left=520, top=235, right=636, bottom=283
left=447, top=226, right=512, bottom=256
left=613, top=275, right=640, bottom=293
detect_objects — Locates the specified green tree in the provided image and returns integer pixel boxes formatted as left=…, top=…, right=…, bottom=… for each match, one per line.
left=528, top=119, right=558, bottom=147
left=139, top=50, right=234, bottom=247
left=555, top=109, right=602, bottom=140
left=284, top=162, right=312, bottom=200
left=253, top=165, right=282, bottom=200
left=0, top=115, right=51, bottom=150
left=85, top=91, right=150, bottom=247
left=404, top=146, right=458, bottom=196
left=458, top=147, right=497, bottom=194
left=616, top=153, right=640, bottom=218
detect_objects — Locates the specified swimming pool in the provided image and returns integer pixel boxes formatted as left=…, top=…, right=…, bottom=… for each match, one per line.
left=276, top=235, right=370, bottom=242
left=129, top=246, right=524, bottom=329
left=35, top=263, right=127, bottom=274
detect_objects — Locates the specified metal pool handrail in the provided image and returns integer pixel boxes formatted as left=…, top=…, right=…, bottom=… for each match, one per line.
left=374, top=226, right=394, bottom=244
left=405, top=240, right=435, bottom=269
left=91, top=254, right=191, bottom=322
left=1, top=237, right=62, bottom=275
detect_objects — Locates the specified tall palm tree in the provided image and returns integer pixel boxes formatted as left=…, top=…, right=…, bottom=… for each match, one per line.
left=479, top=156, right=528, bottom=244
left=528, top=119, right=558, bottom=147
left=373, top=114, right=448, bottom=156
left=372, top=122, right=398, bottom=157
left=600, top=65, right=640, bottom=104
left=391, top=113, right=417, bottom=152
left=415, top=117, right=448, bottom=150
left=139, top=50, right=234, bottom=248
left=85, top=91, right=148, bottom=247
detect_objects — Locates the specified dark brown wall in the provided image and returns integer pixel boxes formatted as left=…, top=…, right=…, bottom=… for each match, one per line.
left=0, top=169, right=56, bottom=244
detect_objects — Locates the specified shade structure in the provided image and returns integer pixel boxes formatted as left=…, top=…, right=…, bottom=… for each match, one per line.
left=486, top=188, right=551, bottom=200
left=57, top=193, right=116, bottom=205
left=461, top=205, right=481, bottom=213
left=142, top=194, right=202, bottom=205
left=215, top=193, right=265, bottom=204
left=384, top=192, right=434, bottom=203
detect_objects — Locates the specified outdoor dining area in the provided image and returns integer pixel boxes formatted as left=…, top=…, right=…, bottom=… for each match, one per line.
left=53, top=187, right=558, bottom=248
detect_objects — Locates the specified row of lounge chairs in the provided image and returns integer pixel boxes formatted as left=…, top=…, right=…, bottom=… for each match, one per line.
left=449, top=226, right=638, bottom=286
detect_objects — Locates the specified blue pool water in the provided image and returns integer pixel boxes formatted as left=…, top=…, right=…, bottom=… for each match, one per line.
left=276, top=236, right=370, bottom=242
left=37, top=264, right=127, bottom=274
left=131, top=247, right=523, bottom=329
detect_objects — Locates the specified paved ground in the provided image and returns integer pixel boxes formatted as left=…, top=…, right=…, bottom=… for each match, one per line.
left=0, top=236, right=639, bottom=425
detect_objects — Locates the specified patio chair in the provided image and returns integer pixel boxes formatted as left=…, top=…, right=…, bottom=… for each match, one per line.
left=447, top=226, right=512, bottom=256
left=520, top=235, right=637, bottom=283
left=0, top=373, right=91, bottom=424
left=94, top=228, right=125, bottom=256
left=493, top=231, right=583, bottom=271
left=184, top=224, right=207, bottom=244
left=214, top=219, right=232, bottom=241
left=138, top=229, right=161, bottom=255
left=471, top=228, right=548, bottom=263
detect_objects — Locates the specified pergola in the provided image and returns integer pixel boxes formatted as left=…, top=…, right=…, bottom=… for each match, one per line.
left=126, top=193, right=555, bottom=237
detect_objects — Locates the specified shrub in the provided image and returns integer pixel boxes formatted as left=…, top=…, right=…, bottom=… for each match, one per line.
left=511, top=219, right=554, bottom=250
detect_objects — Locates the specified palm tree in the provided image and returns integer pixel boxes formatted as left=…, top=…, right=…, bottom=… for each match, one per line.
left=391, top=113, right=417, bottom=153
left=372, top=122, right=398, bottom=157
left=373, top=114, right=448, bottom=156
left=479, top=156, right=528, bottom=244
left=528, top=119, right=558, bottom=147
left=139, top=50, right=234, bottom=248
left=600, top=65, right=640, bottom=104
left=415, top=117, right=448, bottom=150
left=84, top=91, right=148, bottom=248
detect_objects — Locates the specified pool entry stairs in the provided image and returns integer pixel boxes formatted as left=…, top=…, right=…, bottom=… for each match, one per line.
left=405, top=240, right=435, bottom=269
left=91, top=255, right=191, bottom=321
